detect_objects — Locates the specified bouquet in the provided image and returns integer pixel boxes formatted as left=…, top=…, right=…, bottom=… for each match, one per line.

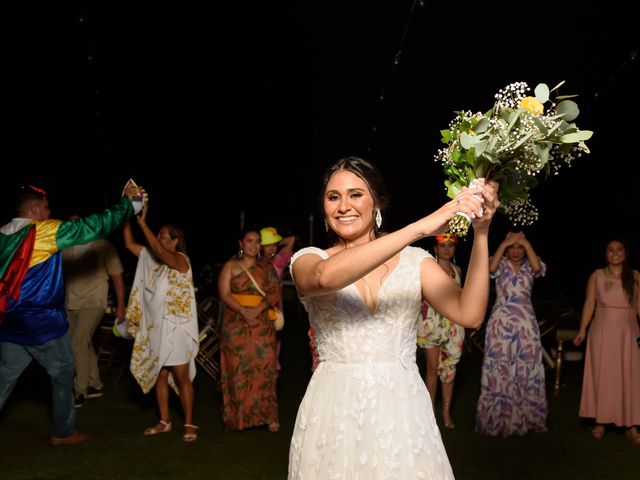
left=435, top=81, right=593, bottom=236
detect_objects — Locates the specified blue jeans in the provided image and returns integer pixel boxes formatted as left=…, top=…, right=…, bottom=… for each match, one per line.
left=0, top=335, right=76, bottom=437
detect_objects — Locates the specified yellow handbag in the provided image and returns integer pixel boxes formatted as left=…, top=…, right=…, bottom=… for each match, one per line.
left=238, top=263, right=285, bottom=331
left=230, top=294, right=262, bottom=307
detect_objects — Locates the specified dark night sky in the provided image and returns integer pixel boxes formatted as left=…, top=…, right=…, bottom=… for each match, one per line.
left=2, top=1, right=639, bottom=306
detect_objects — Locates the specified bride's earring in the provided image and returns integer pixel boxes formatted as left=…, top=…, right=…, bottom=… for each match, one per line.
left=375, top=209, right=382, bottom=229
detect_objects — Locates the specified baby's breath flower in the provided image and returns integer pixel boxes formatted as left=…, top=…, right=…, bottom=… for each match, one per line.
left=506, top=199, right=539, bottom=226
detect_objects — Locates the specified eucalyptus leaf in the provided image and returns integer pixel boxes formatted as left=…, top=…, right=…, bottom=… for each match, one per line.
left=475, top=140, right=488, bottom=157
left=488, top=135, right=499, bottom=152
left=460, top=131, right=478, bottom=149
left=510, top=130, right=535, bottom=150
left=560, top=130, right=593, bottom=142
left=546, top=121, right=562, bottom=136
left=533, top=142, right=550, bottom=166
left=473, top=117, right=490, bottom=133
left=578, top=141, right=591, bottom=154
left=534, top=83, right=550, bottom=103
left=532, top=116, right=548, bottom=136
left=506, top=111, right=520, bottom=133
left=485, top=153, right=502, bottom=165
left=557, top=100, right=580, bottom=122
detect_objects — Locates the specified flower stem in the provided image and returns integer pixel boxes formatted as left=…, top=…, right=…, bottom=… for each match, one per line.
left=449, top=214, right=470, bottom=237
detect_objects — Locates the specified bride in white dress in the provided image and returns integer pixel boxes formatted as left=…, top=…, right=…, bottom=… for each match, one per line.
left=288, top=157, right=499, bottom=479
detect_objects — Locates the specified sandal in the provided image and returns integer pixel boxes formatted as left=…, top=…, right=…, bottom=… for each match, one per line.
left=143, top=420, right=172, bottom=436
left=183, top=424, right=199, bottom=443
left=626, top=427, right=640, bottom=445
left=268, top=422, right=280, bottom=433
left=442, top=402, right=455, bottom=429
left=591, top=425, right=605, bottom=440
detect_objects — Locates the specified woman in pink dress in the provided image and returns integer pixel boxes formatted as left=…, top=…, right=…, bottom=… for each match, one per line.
left=573, top=238, right=640, bottom=444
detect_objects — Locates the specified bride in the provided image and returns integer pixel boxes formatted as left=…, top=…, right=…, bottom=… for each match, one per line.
left=287, top=156, right=498, bottom=479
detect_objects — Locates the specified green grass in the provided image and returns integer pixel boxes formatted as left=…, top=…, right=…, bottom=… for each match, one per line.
left=1, top=300, right=638, bottom=479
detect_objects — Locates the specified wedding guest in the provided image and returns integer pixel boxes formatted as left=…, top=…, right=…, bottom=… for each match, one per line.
left=260, top=227, right=295, bottom=376
left=218, top=228, right=280, bottom=432
left=63, top=215, right=126, bottom=408
left=0, top=182, right=141, bottom=446
left=573, top=238, right=640, bottom=443
left=123, top=205, right=200, bottom=442
left=288, top=156, right=498, bottom=479
left=475, top=230, right=548, bottom=437
left=260, top=227, right=295, bottom=285
left=417, top=233, right=464, bottom=429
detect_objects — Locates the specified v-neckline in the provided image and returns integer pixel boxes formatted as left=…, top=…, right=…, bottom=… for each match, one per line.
left=351, top=249, right=403, bottom=316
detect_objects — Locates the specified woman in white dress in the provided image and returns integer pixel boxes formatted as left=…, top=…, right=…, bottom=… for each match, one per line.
left=288, top=156, right=499, bottom=479
left=122, top=204, right=200, bottom=442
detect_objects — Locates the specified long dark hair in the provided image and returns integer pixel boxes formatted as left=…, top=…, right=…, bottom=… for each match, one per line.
left=318, top=156, right=390, bottom=246
left=606, top=237, right=635, bottom=306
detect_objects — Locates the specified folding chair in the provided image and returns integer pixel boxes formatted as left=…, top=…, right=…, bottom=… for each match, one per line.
left=195, top=296, right=223, bottom=381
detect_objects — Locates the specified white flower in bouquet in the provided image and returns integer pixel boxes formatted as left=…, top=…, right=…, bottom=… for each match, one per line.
left=435, top=81, right=593, bottom=236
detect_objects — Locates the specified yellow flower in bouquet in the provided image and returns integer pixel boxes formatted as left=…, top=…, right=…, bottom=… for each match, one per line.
left=435, top=81, right=593, bottom=236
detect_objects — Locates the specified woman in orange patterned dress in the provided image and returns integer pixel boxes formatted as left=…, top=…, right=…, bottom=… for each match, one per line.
left=218, top=228, right=281, bottom=432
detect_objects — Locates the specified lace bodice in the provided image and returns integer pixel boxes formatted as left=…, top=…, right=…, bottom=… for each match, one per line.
left=291, top=246, right=432, bottom=367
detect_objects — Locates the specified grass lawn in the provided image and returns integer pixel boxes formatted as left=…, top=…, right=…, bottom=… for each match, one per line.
left=1, top=298, right=638, bottom=479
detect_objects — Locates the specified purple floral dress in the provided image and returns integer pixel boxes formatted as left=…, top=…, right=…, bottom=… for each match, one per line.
left=475, top=257, right=547, bottom=437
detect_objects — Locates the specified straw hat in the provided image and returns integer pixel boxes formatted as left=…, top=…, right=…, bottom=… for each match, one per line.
left=260, top=227, right=282, bottom=246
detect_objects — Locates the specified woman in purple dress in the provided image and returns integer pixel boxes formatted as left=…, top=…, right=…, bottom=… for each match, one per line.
left=475, top=231, right=547, bottom=436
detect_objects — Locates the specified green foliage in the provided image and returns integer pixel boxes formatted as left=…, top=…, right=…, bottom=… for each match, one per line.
left=435, top=81, right=593, bottom=234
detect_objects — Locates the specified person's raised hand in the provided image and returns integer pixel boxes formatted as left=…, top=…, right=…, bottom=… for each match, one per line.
left=471, top=178, right=499, bottom=233
left=136, top=203, right=149, bottom=225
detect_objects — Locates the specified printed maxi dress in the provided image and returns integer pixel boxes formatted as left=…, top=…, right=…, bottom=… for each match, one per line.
left=288, top=246, right=455, bottom=480
left=475, top=256, right=547, bottom=437
left=220, top=262, right=280, bottom=431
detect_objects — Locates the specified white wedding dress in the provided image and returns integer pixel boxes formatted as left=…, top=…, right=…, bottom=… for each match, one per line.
left=288, top=246, right=455, bottom=480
